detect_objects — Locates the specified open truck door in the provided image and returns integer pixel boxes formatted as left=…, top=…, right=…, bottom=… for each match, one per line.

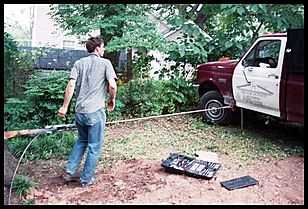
left=232, top=35, right=287, bottom=117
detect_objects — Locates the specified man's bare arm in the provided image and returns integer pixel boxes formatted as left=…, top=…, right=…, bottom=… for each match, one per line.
left=58, top=79, right=76, bottom=118
left=106, top=78, right=117, bottom=112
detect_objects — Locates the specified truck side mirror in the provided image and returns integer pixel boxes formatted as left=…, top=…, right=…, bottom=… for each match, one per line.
left=242, top=59, right=248, bottom=67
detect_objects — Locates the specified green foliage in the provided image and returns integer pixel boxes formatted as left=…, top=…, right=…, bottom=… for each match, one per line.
left=153, top=4, right=304, bottom=60
left=209, top=4, right=304, bottom=58
left=106, top=85, right=126, bottom=122
left=157, top=21, right=211, bottom=79
left=6, top=137, right=33, bottom=162
left=49, top=4, right=168, bottom=79
left=7, top=132, right=77, bottom=163
left=12, top=175, right=37, bottom=198
left=4, top=18, right=32, bottom=44
left=4, top=32, right=34, bottom=99
left=121, top=78, right=198, bottom=117
left=107, top=5, right=168, bottom=53
left=161, top=78, right=199, bottom=113
left=131, top=50, right=156, bottom=79
left=5, top=71, right=198, bottom=161
left=49, top=4, right=127, bottom=40
left=122, top=79, right=165, bottom=117
left=49, top=4, right=160, bottom=52
left=4, top=70, right=76, bottom=130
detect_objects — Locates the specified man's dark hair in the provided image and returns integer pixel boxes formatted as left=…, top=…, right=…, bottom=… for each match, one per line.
left=86, top=37, right=104, bottom=53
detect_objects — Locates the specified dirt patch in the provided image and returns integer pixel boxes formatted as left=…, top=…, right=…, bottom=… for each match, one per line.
left=10, top=154, right=303, bottom=205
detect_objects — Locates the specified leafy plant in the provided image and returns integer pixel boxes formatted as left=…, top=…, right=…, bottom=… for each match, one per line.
left=106, top=85, right=126, bottom=122
left=4, top=32, right=34, bottom=99
left=12, top=175, right=37, bottom=199
left=7, top=132, right=77, bottom=163
left=4, top=70, right=76, bottom=130
left=157, top=20, right=211, bottom=80
left=123, top=79, right=164, bottom=117
left=153, top=4, right=304, bottom=61
left=131, top=50, right=156, bottom=79
left=161, top=78, right=199, bottom=113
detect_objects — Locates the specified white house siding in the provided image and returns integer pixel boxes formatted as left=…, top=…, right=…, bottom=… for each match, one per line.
left=139, top=13, right=204, bottom=80
left=148, top=28, right=195, bottom=80
left=147, top=12, right=170, bottom=34
left=31, top=4, right=98, bottom=50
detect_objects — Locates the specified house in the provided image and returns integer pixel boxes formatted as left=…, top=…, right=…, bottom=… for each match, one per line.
left=30, top=4, right=100, bottom=70
left=31, top=4, right=91, bottom=50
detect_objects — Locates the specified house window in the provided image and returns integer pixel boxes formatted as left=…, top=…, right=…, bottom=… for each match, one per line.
left=63, top=40, right=75, bottom=49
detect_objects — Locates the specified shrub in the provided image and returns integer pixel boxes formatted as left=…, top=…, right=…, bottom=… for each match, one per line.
left=7, top=132, right=77, bottom=162
left=161, top=78, right=199, bottom=113
left=5, top=71, right=199, bottom=161
left=12, top=175, right=37, bottom=198
left=120, top=78, right=199, bottom=118
left=4, top=70, right=76, bottom=130
left=4, top=32, right=34, bottom=99
left=122, top=79, right=164, bottom=117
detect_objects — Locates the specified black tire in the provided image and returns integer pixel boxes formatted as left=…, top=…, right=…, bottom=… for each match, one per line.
left=199, top=90, right=232, bottom=125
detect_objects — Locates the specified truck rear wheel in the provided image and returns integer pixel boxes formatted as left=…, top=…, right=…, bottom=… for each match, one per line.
left=199, top=90, right=232, bottom=125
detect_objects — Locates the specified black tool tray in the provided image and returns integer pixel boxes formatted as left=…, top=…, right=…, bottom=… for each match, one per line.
left=161, top=153, right=194, bottom=175
left=161, top=153, right=221, bottom=179
left=185, top=159, right=221, bottom=179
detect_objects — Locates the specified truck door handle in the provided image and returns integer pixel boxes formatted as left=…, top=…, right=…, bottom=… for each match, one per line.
left=246, top=67, right=253, bottom=72
left=268, top=73, right=278, bottom=79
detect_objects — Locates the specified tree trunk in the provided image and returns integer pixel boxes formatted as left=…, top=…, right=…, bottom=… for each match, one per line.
left=191, top=4, right=207, bottom=30
left=104, top=51, right=120, bottom=72
left=4, top=142, right=18, bottom=187
left=4, top=142, right=19, bottom=205
left=126, top=49, right=133, bottom=81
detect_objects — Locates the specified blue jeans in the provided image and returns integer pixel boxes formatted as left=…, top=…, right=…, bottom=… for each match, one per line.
left=66, top=108, right=106, bottom=183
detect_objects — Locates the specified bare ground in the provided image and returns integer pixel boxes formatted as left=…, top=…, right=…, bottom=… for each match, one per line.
left=8, top=116, right=304, bottom=205
left=10, top=151, right=304, bottom=205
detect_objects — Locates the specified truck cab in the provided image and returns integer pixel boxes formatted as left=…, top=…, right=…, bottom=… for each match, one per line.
left=194, top=29, right=304, bottom=125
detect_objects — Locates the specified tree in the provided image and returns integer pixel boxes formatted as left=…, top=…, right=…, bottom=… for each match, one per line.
left=4, top=19, right=32, bottom=43
left=49, top=4, right=167, bottom=79
left=153, top=4, right=304, bottom=59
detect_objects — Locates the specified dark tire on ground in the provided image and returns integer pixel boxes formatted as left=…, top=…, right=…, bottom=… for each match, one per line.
left=199, top=90, right=232, bottom=125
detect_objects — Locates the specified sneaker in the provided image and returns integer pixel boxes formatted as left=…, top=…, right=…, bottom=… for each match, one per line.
left=63, top=172, right=80, bottom=182
left=80, top=177, right=96, bottom=188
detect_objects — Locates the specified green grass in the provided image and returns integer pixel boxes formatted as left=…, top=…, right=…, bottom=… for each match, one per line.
left=7, top=114, right=304, bottom=167
left=103, top=114, right=304, bottom=165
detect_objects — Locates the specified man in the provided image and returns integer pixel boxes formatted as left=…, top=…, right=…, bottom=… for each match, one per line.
left=58, top=36, right=117, bottom=187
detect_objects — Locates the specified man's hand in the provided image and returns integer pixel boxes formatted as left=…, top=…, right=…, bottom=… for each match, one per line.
left=58, top=106, right=68, bottom=118
left=106, top=97, right=115, bottom=112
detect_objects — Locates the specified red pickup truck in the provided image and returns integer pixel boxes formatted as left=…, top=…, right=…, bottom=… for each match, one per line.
left=194, top=29, right=304, bottom=125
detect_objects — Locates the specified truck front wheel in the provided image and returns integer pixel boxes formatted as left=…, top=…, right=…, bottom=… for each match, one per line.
left=199, top=90, right=232, bottom=125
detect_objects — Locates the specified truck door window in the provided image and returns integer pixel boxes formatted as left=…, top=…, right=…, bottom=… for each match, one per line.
left=243, top=40, right=281, bottom=68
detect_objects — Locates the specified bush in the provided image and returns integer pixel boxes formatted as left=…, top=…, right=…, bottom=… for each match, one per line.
left=122, top=79, right=164, bottom=117
left=4, top=32, right=34, bottom=99
left=119, top=78, right=198, bottom=118
left=7, top=132, right=77, bottom=162
left=161, top=78, right=199, bottom=113
left=4, top=70, right=76, bottom=130
left=105, top=85, right=126, bottom=122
